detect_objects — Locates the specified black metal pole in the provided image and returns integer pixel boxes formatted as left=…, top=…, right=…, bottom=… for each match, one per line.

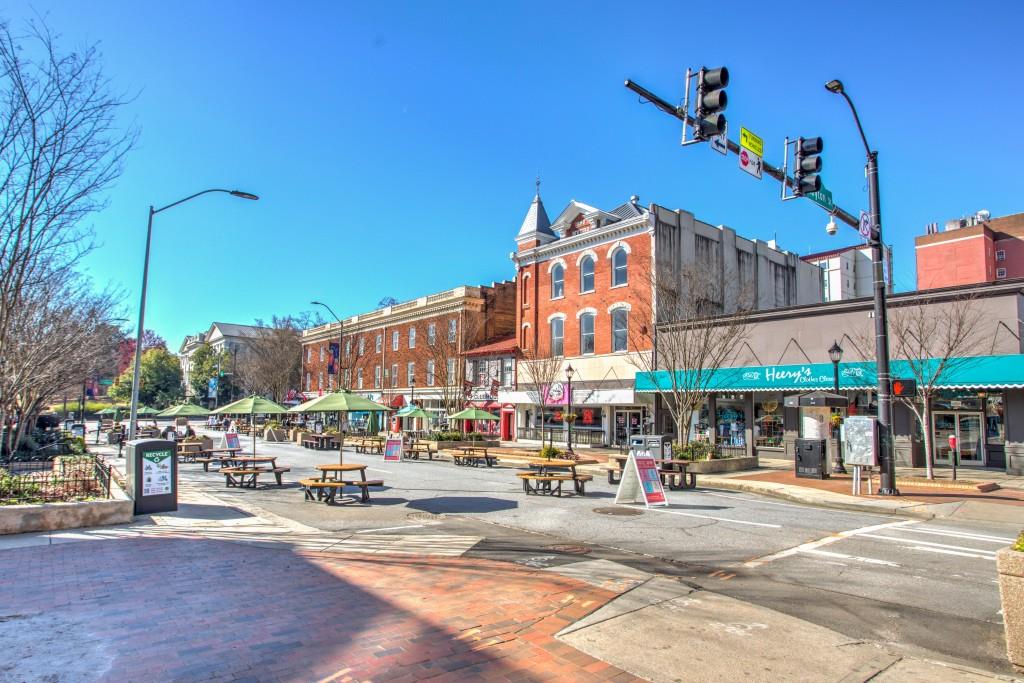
left=566, top=376, right=574, bottom=455
left=832, top=360, right=847, bottom=475
left=867, top=151, right=898, bottom=495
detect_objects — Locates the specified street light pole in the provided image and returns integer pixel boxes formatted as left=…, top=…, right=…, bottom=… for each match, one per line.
left=311, top=301, right=345, bottom=391
left=128, top=189, right=258, bottom=441
left=828, top=340, right=847, bottom=475
left=825, top=80, right=899, bottom=496
left=565, top=364, right=575, bottom=456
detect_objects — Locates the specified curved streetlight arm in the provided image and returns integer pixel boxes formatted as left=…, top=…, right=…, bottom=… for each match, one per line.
left=837, top=91, right=873, bottom=158
left=153, top=188, right=258, bottom=215
left=311, top=301, right=346, bottom=390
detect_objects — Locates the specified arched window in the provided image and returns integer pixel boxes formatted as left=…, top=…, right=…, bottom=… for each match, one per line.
left=551, top=264, right=565, bottom=298
left=611, top=248, right=628, bottom=286
left=579, top=312, right=595, bottom=354
left=550, top=318, right=564, bottom=357
left=580, top=256, right=595, bottom=293
left=612, top=308, right=628, bottom=352
left=521, top=273, right=531, bottom=307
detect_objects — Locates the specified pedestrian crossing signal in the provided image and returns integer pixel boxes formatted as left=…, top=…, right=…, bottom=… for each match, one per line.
left=892, top=379, right=917, bottom=397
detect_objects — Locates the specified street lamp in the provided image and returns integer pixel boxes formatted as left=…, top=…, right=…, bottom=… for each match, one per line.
left=128, top=189, right=258, bottom=441
left=410, top=377, right=417, bottom=433
left=825, top=80, right=899, bottom=496
left=311, top=301, right=345, bottom=390
left=565, top=364, right=575, bottom=455
left=828, top=340, right=847, bottom=475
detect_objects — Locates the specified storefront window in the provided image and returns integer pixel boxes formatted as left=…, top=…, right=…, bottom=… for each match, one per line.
left=715, top=402, right=746, bottom=447
left=542, top=407, right=604, bottom=431
left=754, top=397, right=783, bottom=448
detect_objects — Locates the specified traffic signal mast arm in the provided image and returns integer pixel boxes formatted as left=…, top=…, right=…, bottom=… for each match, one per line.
left=624, top=79, right=860, bottom=231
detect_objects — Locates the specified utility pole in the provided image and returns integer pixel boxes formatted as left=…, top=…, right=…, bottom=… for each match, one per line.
left=624, top=74, right=898, bottom=495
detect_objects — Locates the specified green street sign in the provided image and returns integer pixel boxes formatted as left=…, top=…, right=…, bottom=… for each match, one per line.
left=807, top=185, right=834, bottom=212
left=99, top=378, right=114, bottom=386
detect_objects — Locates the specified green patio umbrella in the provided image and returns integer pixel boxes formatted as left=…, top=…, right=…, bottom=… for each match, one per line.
left=135, top=405, right=160, bottom=417
left=287, top=391, right=390, bottom=463
left=367, top=410, right=380, bottom=434
left=157, top=403, right=211, bottom=418
left=210, top=395, right=288, bottom=455
left=447, top=407, right=500, bottom=421
left=97, top=405, right=125, bottom=416
left=396, top=406, right=430, bottom=419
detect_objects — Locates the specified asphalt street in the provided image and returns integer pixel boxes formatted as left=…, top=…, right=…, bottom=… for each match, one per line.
left=176, top=430, right=1021, bottom=674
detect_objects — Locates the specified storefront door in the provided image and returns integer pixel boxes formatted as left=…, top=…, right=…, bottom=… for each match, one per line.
left=614, top=409, right=644, bottom=446
left=933, top=411, right=986, bottom=466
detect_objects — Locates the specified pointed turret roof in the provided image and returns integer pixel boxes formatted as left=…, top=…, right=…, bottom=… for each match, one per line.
left=516, top=178, right=555, bottom=241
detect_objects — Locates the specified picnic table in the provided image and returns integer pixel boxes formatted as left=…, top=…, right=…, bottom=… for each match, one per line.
left=517, top=457, right=597, bottom=497
left=219, top=456, right=291, bottom=488
left=353, top=437, right=384, bottom=454
left=403, top=442, right=437, bottom=460
left=298, top=464, right=383, bottom=505
left=302, top=433, right=338, bottom=450
left=176, top=442, right=205, bottom=463
left=607, top=455, right=697, bottom=489
left=194, top=447, right=245, bottom=471
left=452, top=445, right=497, bottom=467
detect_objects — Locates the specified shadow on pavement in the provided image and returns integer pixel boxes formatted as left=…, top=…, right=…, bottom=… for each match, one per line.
left=407, top=496, right=518, bottom=514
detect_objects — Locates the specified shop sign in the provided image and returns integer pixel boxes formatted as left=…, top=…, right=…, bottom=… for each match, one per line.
left=543, top=382, right=567, bottom=405
left=224, top=433, right=240, bottom=450
left=615, top=450, right=668, bottom=507
left=383, top=433, right=403, bottom=462
left=582, top=408, right=595, bottom=425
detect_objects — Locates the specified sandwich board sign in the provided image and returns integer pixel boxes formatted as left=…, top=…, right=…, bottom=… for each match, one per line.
left=383, top=433, right=403, bottom=462
left=614, top=449, right=668, bottom=507
left=223, top=433, right=241, bottom=450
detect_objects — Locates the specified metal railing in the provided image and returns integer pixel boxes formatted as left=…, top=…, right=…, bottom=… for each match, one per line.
left=516, top=427, right=606, bottom=446
left=0, top=455, right=112, bottom=504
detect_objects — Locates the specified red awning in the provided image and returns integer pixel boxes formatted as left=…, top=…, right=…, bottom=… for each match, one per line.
left=390, top=394, right=406, bottom=408
left=470, top=400, right=499, bottom=410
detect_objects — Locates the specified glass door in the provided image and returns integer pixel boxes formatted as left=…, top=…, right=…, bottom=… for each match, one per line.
left=957, top=413, right=985, bottom=465
left=932, top=412, right=956, bottom=464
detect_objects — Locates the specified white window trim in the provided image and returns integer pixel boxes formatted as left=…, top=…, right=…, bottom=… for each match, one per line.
left=546, top=257, right=567, bottom=274
left=607, top=302, right=632, bottom=314
left=576, top=307, right=598, bottom=319
left=606, top=241, right=631, bottom=258
left=547, top=312, right=567, bottom=323
left=996, top=250, right=1006, bottom=261
left=575, top=249, right=598, bottom=267
left=997, top=267, right=1007, bottom=278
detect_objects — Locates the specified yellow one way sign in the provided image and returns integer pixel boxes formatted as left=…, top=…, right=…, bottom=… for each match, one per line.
left=740, top=127, right=763, bottom=157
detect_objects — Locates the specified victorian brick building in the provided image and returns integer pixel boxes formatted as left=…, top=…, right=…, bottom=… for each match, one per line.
left=300, top=283, right=515, bottom=427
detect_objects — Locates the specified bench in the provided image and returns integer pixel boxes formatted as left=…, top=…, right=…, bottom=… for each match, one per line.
left=269, top=466, right=291, bottom=485
left=222, top=468, right=262, bottom=488
left=298, top=478, right=384, bottom=504
left=517, top=472, right=592, bottom=497
left=658, top=465, right=697, bottom=490
left=403, top=444, right=437, bottom=460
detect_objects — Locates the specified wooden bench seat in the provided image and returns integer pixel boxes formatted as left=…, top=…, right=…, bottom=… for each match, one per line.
left=221, top=467, right=262, bottom=488
left=298, top=478, right=384, bottom=504
left=517, top=472, right=592, bottom=497
left=451, top=452, right=499, bottom=467
left=657, top=466, right=697, bottom=490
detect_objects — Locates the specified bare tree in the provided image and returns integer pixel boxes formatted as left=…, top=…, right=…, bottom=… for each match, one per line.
left=0, top=271, right=122, bottom=453
left=424, top=315, right=485, bottom=424
left=0, top=20, right=134, bottom=366
left=517, top=348, right=565, bottom=447
left=237, top=316, right=305, bottom=403
left=886, top=295, right=984, bottom=479
left=629, top=263, right=750, bottom=446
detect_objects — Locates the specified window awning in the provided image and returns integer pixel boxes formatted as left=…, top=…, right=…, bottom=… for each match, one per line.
left=635, top=355, right=1024, bottom=393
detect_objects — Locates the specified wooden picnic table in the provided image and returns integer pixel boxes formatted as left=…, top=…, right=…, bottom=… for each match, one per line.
left=607, top=455, right=696, bottom=489
left=176, top=442, right=205, bottom=463
left=194, top=447, right=245, bottom=471
left=299, top=464, right=383, bottom=504
left=518, top=458, right=597, bottom=496
left=353, top=437, right=384, bottom=454
left=219, top=456, right=291, bottom=487
left=452, top=445, right=497, bottom=467
left=303, top=433, right=338, bottom=450
left=403, top=442, right=437, bottom=460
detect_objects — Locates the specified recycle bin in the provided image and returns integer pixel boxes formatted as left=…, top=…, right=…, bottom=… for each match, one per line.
left=795, top=438, right=828, bottom=479
left=125, top=438, right=178, bottom=515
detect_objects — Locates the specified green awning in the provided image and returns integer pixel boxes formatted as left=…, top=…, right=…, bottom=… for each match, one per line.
left=635, top=355, right=1024, bottom=393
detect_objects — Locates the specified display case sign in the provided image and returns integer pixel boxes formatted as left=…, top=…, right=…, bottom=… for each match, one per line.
left=383, top=433, right=403, bottom=462
left=842, top=416, right=878, bottom=467
left=615, top=450, right=668, bottom=507
left=141, top=450, right=173, bottom=496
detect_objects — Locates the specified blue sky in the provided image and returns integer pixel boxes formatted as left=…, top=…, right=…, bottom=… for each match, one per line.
left=5, top=1, right=1021, bottom=350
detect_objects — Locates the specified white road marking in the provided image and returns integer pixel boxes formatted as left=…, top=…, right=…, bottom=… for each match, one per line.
left=700, top=490, right=891, bottom=517
left=367, top=467, right=392, bottom=474
left=354, top=522, right=440, bottom=534
left=907, top=546, right=997, bottom=561
left=896, top=527, right=1016, bottom=544
left=646, top=507, right=782, bottom=528
left=858, top=533, right=998, bottom=556
left=744, top=519, right=919, bottom=568
left=801, top=548, right=900, bottom=567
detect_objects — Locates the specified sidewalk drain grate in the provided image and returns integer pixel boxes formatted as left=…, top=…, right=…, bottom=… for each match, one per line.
left=544, top=544, right=591, bottom=555
left=407, top=512, right=447, bottom=522
left=593, top=507, right=643, bottom=517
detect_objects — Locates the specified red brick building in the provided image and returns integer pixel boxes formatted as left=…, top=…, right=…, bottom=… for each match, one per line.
left=916, top=210, right=1024, bottom=289
left=301, top=283, right=515, bottom=428
left=507, top=188, right=823, bottom=447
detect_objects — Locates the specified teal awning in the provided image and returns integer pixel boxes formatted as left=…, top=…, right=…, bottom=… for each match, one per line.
left=635, top=355, right=1024, bottom=393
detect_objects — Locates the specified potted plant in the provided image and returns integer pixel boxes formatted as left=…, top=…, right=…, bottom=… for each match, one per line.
left=539, top=444, right=562, bottom=460
left=998, top=531, right=1024, bottom=672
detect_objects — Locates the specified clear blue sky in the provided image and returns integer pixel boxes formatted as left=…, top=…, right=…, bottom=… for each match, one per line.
left=6, top=1, right=1021, bottom=350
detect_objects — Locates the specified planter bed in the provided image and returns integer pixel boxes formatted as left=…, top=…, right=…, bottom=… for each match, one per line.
left=998, top=546, right=1024, bottom=672
left=0, top=476, right=132, bottom=535
left=676, top=456, right=759, bottom=474
left=427, top=440, right=501, bottom=450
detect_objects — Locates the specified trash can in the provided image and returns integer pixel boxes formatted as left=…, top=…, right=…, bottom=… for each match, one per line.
left=795, top=438, right=829, bottom=479
left=629, top=434, right=673, bottom=459
left=125, top=438, right=178, bottom=515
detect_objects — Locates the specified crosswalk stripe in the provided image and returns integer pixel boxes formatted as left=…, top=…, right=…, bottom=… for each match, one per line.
left=896, top=527, right=1016, bottom=544
left=858, top=533, right=997, bottom=556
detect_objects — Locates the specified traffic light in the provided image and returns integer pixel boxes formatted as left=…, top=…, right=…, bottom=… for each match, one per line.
left=793, top=137, right=823, bottom=195
left=892, top=378, right=917, bottom=397
left=694, top=66, right=729, bottom=139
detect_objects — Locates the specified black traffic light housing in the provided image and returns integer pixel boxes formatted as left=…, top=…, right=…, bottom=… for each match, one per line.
left=892, top=378, right=918, bottom=397
left=694, top=67, right=729, bottom=139
left=794, top=137, right=823, bottom=195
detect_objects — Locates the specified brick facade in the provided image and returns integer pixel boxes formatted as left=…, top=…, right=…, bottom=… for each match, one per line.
left=915, top=212, right=1024, bottom=290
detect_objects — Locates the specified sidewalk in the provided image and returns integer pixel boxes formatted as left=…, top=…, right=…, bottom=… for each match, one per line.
left=701, top=458, right=1024, bottom=523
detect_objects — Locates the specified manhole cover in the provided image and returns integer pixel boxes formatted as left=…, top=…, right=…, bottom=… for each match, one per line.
left=544, top=544, right=591, bottom=555
left=407, top=512, right=446, bottom=522
left=593, top=506, right=644, bottom=517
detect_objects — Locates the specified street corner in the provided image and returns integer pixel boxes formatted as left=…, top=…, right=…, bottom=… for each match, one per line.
left=0, top=533, right=642, bottom=682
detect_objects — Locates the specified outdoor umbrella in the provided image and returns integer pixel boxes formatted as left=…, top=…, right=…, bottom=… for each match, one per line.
left=135, top=405, right=160, bottom=417
left=397, top=406, right=430, bottom=433
left=211, top=395, right=289, bottom=455
left=157, top=403, right=211, bottom=418
left=97, top=406, right=125, bottom=416
left=447, top=407, right=499, bottom=421
left=287, top=391, right=390, bottom=463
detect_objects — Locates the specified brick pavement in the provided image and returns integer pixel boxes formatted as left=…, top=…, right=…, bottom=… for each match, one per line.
left=0, top=535, right=642, bottom=682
